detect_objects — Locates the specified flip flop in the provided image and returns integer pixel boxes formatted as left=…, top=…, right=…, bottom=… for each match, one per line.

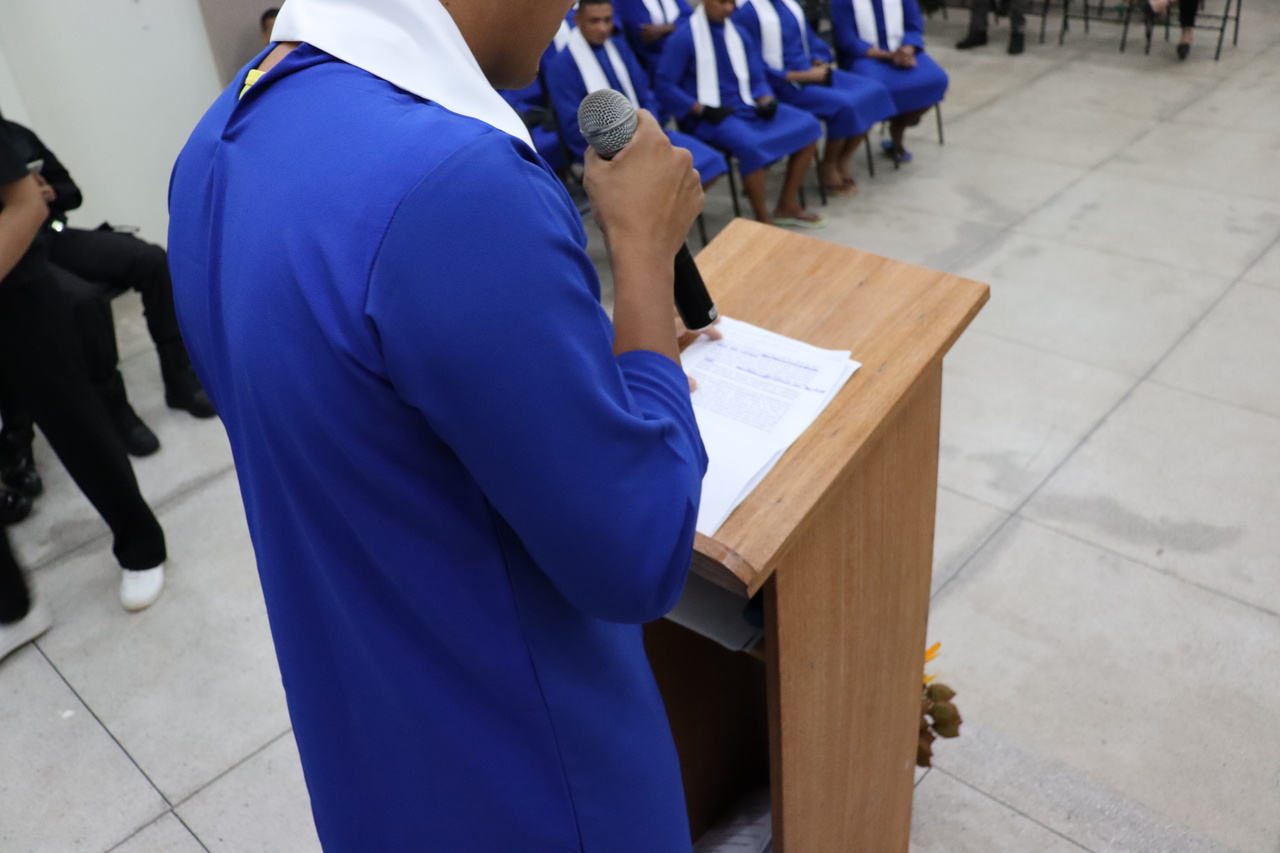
left=773, top=214, right=828, bottom=229
left=880, top=139, right=913, bottom=163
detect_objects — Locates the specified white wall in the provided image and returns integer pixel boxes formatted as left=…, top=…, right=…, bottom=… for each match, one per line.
left=0, top=49, right=31, bottom=125
left=0, top=0, right=224, bottom=246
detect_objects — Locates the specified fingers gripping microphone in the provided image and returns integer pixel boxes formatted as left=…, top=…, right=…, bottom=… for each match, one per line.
left=578, top=90, right=719, bottom=332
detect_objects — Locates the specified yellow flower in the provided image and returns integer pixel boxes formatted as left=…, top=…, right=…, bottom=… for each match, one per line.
left=923, top=642, right=941, bottom=685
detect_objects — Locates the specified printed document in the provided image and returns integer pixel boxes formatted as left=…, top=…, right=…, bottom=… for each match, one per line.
left=684, top=317, right=859, bottom=536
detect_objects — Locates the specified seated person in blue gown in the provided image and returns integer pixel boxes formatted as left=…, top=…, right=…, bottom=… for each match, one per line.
left=167, top=0, right=712, bottom=850
left=547, top=0, right=729, bottom=188
left=733, top=0, right=896, bottom=194
left=499, top=15, right=574, bottom=172
left=831, top=0, right=949, bottom=163
left=614, top=0, right=693, bottom=77
left=655, top=0, right=825, bottom=226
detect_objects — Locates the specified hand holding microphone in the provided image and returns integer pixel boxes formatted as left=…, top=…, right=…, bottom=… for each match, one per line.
left=579, top=90, right=718, bottom=335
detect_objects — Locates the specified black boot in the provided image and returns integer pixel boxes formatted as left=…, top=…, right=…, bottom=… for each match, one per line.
left=158, top=342, right=217, bottom=419
left=1008, top=31, right=1026, bottom=54
left=0, top=489, right=32, bottom=526
left=98, top=373, right=160, bottom=457
left=956, top=31, right=989, bottom=49
left=0, top=432, right=42, bottom=499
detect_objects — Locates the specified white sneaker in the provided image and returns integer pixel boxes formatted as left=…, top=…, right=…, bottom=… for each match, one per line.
left=120, top=565, right=165, bottom=612
left=0, top=601, right=52, bottom=663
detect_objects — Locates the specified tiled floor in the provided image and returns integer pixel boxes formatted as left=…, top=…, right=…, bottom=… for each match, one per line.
left=4, top=6, right=1280, bottom=851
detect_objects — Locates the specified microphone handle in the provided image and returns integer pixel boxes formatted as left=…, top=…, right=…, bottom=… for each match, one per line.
left=673, top=243, right=718, bottom=332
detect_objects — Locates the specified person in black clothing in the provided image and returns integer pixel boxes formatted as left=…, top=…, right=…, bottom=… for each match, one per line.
left=0, top=120, right=214, bottom=481
left=0, top=115, right=167, bottom=625
left=261, top=7, right=280, bottom=44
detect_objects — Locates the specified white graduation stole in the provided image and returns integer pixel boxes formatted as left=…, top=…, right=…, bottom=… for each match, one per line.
left=850, top=0, right=905, bottom=51
left=741, top=0, right=811, bottom=72
left=641, top=0, right=681, bottom=24
left=690, top=6, right=754, bottom=109
left=554, top=18, right=573, bottom=52
left=566, top=29, right=640, bottom=109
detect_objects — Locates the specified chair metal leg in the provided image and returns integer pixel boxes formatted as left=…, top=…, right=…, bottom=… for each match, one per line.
left=696, top=213, right=709, bottom=247
left=1120, top=0, right=1132, bottom=49
left=1233, top=0, right=1241, bottom=43
left=1040, top=0, right=1052, bottom=42
left=935, top=103, right=944, bottom=145
left=1060, top=0, right=1070, bottom=44
left=865, top=135, right=876, bottom=178
left=1215, top=0, right=1230, bottom=59
left=1083, top=0, right=1090, bottom=35
left=725, top=158, right=742, bottom=218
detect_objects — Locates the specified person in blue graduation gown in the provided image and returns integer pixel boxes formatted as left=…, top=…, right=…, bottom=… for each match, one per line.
left=166, top=0, right=711, bottom=850
left=830, top=0, right=949, bottom=162
left=547, top=0, right=729, bottom=187
left=655, top=0, right=824, bottom=226
left=733, top=0, right=896, bottom=193
left=614, top=0, right=693, bottom=77
left=500, top=16, right=575, bottom=172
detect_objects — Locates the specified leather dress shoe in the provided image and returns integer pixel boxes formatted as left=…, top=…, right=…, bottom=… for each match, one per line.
left=164, top=367, right=217, bottom=419
left=0, top=489, right=32, bottom=526
left=110, top=402, right=161, bottom=457
left=956, top=31, right=988, bottom=49
left=1, top=453, right=42, bottom=498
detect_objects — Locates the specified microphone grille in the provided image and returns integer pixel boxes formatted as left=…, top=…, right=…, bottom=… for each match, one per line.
left=577, top=89, right=638, bottom=159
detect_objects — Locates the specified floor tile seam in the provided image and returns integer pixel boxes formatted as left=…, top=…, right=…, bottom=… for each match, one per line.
left=956, top=326, right=1143, bottom=380
left=1008, top=512, right=1280, bottom=621
left=930, top=53, right=1075, bottom=124
left=23, top=463, right=237, bottom=577
left=932, top=512, right=1021, bottom=600
left=962, top=118, right=1160, bottom=237
left=1089, top=159, right=1280, bottom=204
left=169, top=726, right=296, bottom=814
left=171, top=810, right=216, bottom=853
left=929, top=765, right=1101, bottom=853
left=938, top=482, right=1015, bottom=515
left=31, top=642, right=174, bottom=809
left=1002, top=223, right=1262, bottom=279
left=1145, top=375, right=1280, bottom=424
left=939, top=263, right=1250, bottom=595
left=915, top=766, right=931, bottom=788
left=922, top=135, right=1151, bottom=173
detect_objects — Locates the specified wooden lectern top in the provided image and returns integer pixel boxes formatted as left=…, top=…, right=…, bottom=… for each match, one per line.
left=689, top=219, right=989, bottom=598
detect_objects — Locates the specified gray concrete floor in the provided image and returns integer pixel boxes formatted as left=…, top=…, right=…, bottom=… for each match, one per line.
left=5, top=6, right=1280, bottom=851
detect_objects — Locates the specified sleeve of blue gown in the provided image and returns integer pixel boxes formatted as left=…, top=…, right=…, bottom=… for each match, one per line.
left=830, top=0, right=874, bottom=59
left=742, top=33, right=774, bottom=101
left=655, top=28, right=699, bottom=118
left=366, top=134, right=707, bottom=625
left=545, top=52, right=590, bottom=160
left=902, top=0, right=927, bottom=49
left=614, top=0, right=650, bottom=54
left=809, top=24, right=835, bottom=62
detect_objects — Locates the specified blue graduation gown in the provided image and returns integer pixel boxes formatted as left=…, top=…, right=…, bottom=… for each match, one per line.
left=168, top=45, right=706, bottom=853
left=830, top=0, right=949, bottom=114
left=654, top=21, right=822, bottom=175
left=545, top=37, right=729, bottom=184
left=732, top=0, right=896, bottom=139
left=613, top=0, right=695, bottom=76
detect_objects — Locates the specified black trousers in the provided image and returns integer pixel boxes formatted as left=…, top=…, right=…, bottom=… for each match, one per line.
left=47, top=226, right=188, bottom=370
left=1179, top=0, right=1198, bottom=28
left=1, top=226, right=193, bottom=448
left=0, top=264, right=166, bottom=572
left=0, top=529, right=29, bottom=624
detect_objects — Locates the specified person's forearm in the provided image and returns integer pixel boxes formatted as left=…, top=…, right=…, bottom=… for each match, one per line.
left=0, top=177, right=48, bottom=281
left=609, top=243, right=681, bottom=363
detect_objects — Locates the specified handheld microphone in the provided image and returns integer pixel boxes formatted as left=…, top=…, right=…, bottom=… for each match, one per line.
left=578, top=90, right=719, bottom=332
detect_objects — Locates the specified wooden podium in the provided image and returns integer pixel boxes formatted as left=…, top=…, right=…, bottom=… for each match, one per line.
left=645, top=219, right=989, bottom=852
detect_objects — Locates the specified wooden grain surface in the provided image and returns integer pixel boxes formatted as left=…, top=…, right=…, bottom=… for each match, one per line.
left=689, top=219, right=988, bottom=597
left=765, top=366, right=943, bottom=853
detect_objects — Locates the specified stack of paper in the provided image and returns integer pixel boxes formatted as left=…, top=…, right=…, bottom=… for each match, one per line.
left=684, top=317, right=860, bottom=537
